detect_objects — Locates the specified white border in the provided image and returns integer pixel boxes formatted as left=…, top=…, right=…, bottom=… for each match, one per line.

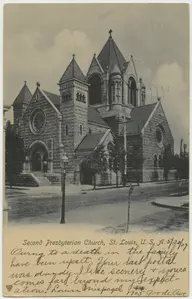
left=0, top=2, right=191, bottom=299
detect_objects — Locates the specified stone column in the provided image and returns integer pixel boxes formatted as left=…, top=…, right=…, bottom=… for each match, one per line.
left=22, top=162, right=26, bottom=173
left=49, top=161, right=53, bottom=173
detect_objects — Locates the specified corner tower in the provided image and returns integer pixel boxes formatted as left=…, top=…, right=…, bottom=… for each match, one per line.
left=12, top=81, right=32, bottom=125
left=58, top=55, right=89, bottom=182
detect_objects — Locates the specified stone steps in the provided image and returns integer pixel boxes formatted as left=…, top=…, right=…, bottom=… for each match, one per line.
left=32, top=172, right=51, bottom=186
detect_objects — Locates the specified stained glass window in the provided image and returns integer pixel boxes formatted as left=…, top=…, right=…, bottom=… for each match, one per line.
left=31, top=110, right=45, bottom=133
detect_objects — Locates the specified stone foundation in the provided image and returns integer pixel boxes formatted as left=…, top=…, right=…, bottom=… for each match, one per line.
left=142, top=168, right=176, bottom=182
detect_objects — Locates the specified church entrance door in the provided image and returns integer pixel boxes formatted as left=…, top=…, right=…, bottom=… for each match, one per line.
left=30, top=142, right=48, bottom=173
left=32, top=153, right=41, bottom=171
left=80, top=161, right=93, bottom=185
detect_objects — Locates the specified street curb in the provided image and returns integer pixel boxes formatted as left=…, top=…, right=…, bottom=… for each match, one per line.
left=81, top=180, right=182, bottom=193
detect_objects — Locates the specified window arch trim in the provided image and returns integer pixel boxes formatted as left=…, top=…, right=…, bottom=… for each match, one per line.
left=153, top=154, right=158, bottom=168
left=88, top=73, right=102, bottom=105
left=128, top=76, right=137, bottom=106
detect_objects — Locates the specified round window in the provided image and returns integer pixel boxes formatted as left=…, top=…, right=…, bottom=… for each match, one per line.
left=156, top=126, right=164, bottom=147
left=31, top=109, right=45, bottom=134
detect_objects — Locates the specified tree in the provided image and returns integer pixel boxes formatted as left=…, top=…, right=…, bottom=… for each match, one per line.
left=107, top=139, right=124, bottom=187
left=163, top=144, right=173, bottom=182
left=127, top=144, right=144, bottom=186
left=82, top=144, right=106, bottom=189
left=5, top=122, right=25, bottom=188
left=173, top=153, right=189, bottom=181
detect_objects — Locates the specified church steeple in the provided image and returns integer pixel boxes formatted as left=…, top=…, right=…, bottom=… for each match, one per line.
left=109, top=29, right=113, bottom=38
left=58, top=54, right=86, bottom=84
left=58, top=54, right=89, bottom=170
left=13, top=81, right=32, bottom=124
left=97, top=30, right=126, bottom=73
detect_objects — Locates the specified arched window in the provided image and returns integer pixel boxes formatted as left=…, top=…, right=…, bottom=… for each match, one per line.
left=158, top=155, right=163, bottom=167
left=88, top=74, right=102, bottom=105
left=65, top=124, right=68, bottom=136
left=79, top=124, right=83, bottom=136
left=128, top=77, right=137, bottom=106
left=154, top=154, right=158, bottom=168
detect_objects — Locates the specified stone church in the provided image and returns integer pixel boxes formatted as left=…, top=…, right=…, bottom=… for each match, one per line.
left=12, top=30, right=174, bottom=186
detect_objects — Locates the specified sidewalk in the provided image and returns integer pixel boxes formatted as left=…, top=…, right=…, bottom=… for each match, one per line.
left=5, top=184, right=91, bottom=197
left=5, top=179, right=187, bottom=198
left=82, top=179, right=188, bottom=192
left=151, top=195, right=189, bottom=211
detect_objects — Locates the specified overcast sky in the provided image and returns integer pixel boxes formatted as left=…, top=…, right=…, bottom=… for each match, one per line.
left=3, top=3, right=189, bottom=153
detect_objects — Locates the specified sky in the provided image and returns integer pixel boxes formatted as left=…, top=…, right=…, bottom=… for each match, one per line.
left=3, top=3, right=189, bottom=153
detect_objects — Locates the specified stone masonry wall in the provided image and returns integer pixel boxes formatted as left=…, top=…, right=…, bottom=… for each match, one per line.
left=19, top=88, right=61, bottom=173
left=59, top=79, right=89, bottom=184
left=142, top=102, right=174, bottom=182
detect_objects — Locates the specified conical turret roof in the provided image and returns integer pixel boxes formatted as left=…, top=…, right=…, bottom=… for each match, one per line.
left=13, top=81, right=32, bottom=107
left=59, top=54, right=86, bottom=83
left=97, top=30, right=126, bottom=73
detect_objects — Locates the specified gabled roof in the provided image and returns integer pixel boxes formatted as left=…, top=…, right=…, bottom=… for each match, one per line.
left=131, top=103, right=157, bottom=129
left=75, top=132, right=106, bottom=152
left=87, top=54, right=104, bottom=77
left=40, top=88, right=61, bottom=115
left=111, top=63, right=121, bottom=75
left=120, top=103, right=157, bottom=135
left=21, top=86, right=61, bottom=119
left=13, top=82, right=32, bottom=107
left=59, top=55, right=86, bottom=83
left=43, top=90, right=60, bottom=106
left=88, top=106, right=109, bottom=127
left=97, top=35, right=126, bottom=73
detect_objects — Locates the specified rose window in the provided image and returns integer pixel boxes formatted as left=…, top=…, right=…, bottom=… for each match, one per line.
left=31, top=109, right=45, bottom=134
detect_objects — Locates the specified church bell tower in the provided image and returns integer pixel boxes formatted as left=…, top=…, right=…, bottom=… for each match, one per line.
left=58, top=55, right=89, bottom=183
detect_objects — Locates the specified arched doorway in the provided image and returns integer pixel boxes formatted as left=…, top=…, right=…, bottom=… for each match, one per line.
left=88, top=74, right=102, bottom=105
left=30, top=142, right=48, bottom=172
left=80, top=160, right=93, bottom=185
left=32, top=152, right=41, bottom=171
left=128, top=77, right=137, bottom=106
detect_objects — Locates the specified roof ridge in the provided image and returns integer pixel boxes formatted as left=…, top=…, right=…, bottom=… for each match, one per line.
left=97, top=34, right=126, bottom=73
left=43, top=90, right=60, bottom=96
left=108, top=37, right=111, bottom=69
left=133, top=102, right=157, bottom=109
left=72, top=55, right=75, bottom=77
left=112, top=39, right=121, bottom=71
left=40, top=88, right=61, bottom=115
left=13, top=82, right=32, bottom=106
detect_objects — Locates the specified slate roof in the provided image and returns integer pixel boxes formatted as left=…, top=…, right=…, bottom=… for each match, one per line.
left=76, top=132, right=105, bottom=152
left=43, top=90, right=60, bottom=106
left=59, top=56, right=86, bottom=83
left=13, top=82, right=32, bottom=107
left=97, top=36, right=126, bottom=73
left=40, top=92, right=108, bottom=128
left=88, top=106, right=109, bottom=127
left=120, top=103, right=157, bottom=135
